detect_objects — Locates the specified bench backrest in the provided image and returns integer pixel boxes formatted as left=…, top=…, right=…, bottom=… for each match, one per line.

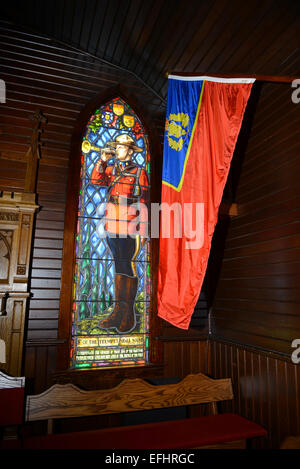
left=25, top=373, right=233, bottom=423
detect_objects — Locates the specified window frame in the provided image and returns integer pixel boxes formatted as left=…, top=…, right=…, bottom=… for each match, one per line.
left=56, top=86, right=163, bottom=383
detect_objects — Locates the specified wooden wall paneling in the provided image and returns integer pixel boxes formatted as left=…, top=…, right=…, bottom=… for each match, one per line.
left=226, top=343, right=238, bottom=415
left=259, top=354, right=275, bottom=448
left=53, top=80, right=164, bottom=374
left=200, top=77, right=299, bottom=439
left=163, top=339, right=208, bottom=380
left=240, top=348, right=254, bottom=422
left=238, top=137, right=298, bottom=189
left=2, top=0, right=300, bottom=100
left=188, top=0, right=261, bottom=73
left=211, top=80, right=300, bottom=354
left=209, top=0, right=275, bottom=73
left=209, top=339, right=300, bottom=449
left=230, top=11, right=298, bottom=76
left=257, top=353, right=270, bottom=445
left=237, top=159, right=299, bottom=206
left=193, top=340, right=209, bottom=376
left=274, top=360, right=288, bottom=444
left=24, top=343, right=58, bottom=395
left=236, top=159, right=299, bottom=203
left=238, top=133, right=299, bottom=188
left=226, top=208, right=300, bottom=244
left=0, top=161, right=26, bottom=192
left=290, top=363, right=300, bottom=437
left=0, top=192, right=38, bottom=375
left=0, top=21, right=166, bottom=390
left=1, top=18, right=297, bottom=444
left=245, top=83, right=289, bottom=127
left=220, top=248, right=300, bottom=274
left=266, top=355, right=280, bottom=447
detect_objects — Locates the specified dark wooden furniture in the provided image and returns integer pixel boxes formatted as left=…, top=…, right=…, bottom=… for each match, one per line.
left=20, top=372, right=267, bottom=449
left=0, top=371, right=25, bottom=426
left=0, top=371, right=25, bottom=445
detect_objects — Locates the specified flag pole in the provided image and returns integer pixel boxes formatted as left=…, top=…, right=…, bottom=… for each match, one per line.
left=165, top=72, right=299, bottom=84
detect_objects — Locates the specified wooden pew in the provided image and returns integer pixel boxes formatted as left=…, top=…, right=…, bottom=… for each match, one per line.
left=0, top=371, right=25, bottom=426
left=0, top=371, right=25, bottom=446
left=21, top=373, right=267, bottom=449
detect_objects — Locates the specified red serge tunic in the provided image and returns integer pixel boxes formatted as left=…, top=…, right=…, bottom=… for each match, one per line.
left=91, top=160, right=149, bottom=237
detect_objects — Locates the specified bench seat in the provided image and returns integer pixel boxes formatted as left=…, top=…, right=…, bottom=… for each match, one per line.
left=0, top=372, right=268, bottom=449
left=21, top=413, right=267, bottom=449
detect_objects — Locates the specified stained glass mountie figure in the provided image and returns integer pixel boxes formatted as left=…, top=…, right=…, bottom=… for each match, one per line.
left=70, top=97, right=151, bottom=369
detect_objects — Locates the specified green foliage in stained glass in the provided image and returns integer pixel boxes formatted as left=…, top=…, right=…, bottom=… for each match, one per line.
left=71, top=96, right=151, bottom=369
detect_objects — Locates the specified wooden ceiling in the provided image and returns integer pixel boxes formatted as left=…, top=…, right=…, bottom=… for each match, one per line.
left=1, top=0, right=299, bottom=104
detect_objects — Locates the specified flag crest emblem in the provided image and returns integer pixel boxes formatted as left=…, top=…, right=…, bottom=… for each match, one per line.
left=157, top=75, right=255, bottom=330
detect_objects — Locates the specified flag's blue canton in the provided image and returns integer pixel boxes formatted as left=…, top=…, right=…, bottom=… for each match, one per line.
left=162, top=78, right=204, bottom=190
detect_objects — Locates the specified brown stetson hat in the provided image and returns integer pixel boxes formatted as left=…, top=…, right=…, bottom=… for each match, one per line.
left=107, top=134, right=142, bottom=152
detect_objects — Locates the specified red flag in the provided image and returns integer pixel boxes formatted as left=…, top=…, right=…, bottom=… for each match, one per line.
left=157, top=76, right=255, bottom=329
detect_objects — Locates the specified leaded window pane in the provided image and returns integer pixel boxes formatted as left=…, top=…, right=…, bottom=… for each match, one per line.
left=70, top=97, right=151, bottom=369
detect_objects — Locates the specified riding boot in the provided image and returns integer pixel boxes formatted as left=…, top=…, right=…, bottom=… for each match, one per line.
left=99, top=274, right=137, bottom=332
left=116, top=275, right=138, bottom=333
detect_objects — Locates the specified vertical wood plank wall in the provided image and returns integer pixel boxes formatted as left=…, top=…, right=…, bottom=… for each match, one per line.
left=163, top=339, right=208, bottom=378
left=210, top=81, right=300, bottom=448
left=0, top=23, right=208, bottom=393
left=211, top=82, right=300, bottom=355
left=0, top=22, right=166, bottom=392
left=1, top=22, right=299, bottom=449
left=209, top=339, right=300, bottom=449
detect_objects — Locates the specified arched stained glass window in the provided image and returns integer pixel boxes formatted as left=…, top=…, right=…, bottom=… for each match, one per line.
left=70, top=97, right=151, bottom=369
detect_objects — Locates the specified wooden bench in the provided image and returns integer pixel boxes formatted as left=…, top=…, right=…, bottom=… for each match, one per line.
left=0, top=371, right=25, bottom=446
left=18, top=373, right=267, bottom=449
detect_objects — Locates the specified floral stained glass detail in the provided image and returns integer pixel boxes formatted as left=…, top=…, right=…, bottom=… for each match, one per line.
left=70, top=97, right=151, bottom=369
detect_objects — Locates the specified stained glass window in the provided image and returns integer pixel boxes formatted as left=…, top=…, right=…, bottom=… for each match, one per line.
left=70, top=97, right=151, bottom=369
